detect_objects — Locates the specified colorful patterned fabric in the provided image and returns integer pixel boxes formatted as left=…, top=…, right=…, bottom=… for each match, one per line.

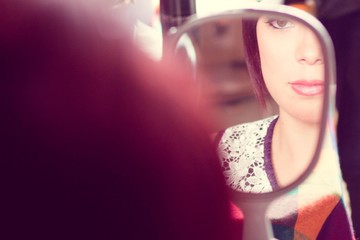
left=218, top=116, right=355, bottom=239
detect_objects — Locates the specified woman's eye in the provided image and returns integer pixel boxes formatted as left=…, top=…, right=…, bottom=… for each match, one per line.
left=267, top=19, right=294, bottom=29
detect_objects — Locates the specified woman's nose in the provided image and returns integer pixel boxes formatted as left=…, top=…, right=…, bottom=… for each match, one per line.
left=295, top=27, right=323, bottom=65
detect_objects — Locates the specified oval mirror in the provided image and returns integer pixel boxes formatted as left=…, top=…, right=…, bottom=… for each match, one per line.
left=166, top=4, right=334, bottom=240
left=167, top=4, right=331, bottom=194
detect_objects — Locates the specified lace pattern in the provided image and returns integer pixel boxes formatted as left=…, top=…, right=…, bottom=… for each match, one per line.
left=218, top=116, right=277, bottom=193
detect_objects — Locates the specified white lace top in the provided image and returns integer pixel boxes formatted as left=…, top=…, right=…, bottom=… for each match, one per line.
left=217, top=116, right=278, bottom=193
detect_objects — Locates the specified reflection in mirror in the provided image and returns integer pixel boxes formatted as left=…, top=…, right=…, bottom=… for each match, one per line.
left=172, top=13, right=325, bottom=193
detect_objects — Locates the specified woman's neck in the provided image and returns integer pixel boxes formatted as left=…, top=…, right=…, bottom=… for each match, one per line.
left=271, top=112, right=320, bottom=187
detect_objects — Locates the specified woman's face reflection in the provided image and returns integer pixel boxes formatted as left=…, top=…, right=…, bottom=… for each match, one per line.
left=256, top=17, right=324, bottom=124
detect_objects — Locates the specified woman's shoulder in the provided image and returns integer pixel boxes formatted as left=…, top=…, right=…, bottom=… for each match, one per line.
left=217, top=116, right=278, bottom=193
left=220, top=115, right=277, bottom=144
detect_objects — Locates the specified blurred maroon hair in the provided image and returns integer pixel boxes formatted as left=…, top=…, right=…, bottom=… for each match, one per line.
left=242, top=19, right=271, bottom=107
left=0, top=0, right=241, bottom=239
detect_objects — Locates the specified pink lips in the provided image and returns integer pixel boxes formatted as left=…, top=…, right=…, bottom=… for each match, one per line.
left=290, top=80, right=324, bottom=96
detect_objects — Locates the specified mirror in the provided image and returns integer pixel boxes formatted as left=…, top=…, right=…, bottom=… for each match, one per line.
left=167, top=4, right=333, bottom=240
left=169, top=7, right=327, bottom=193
